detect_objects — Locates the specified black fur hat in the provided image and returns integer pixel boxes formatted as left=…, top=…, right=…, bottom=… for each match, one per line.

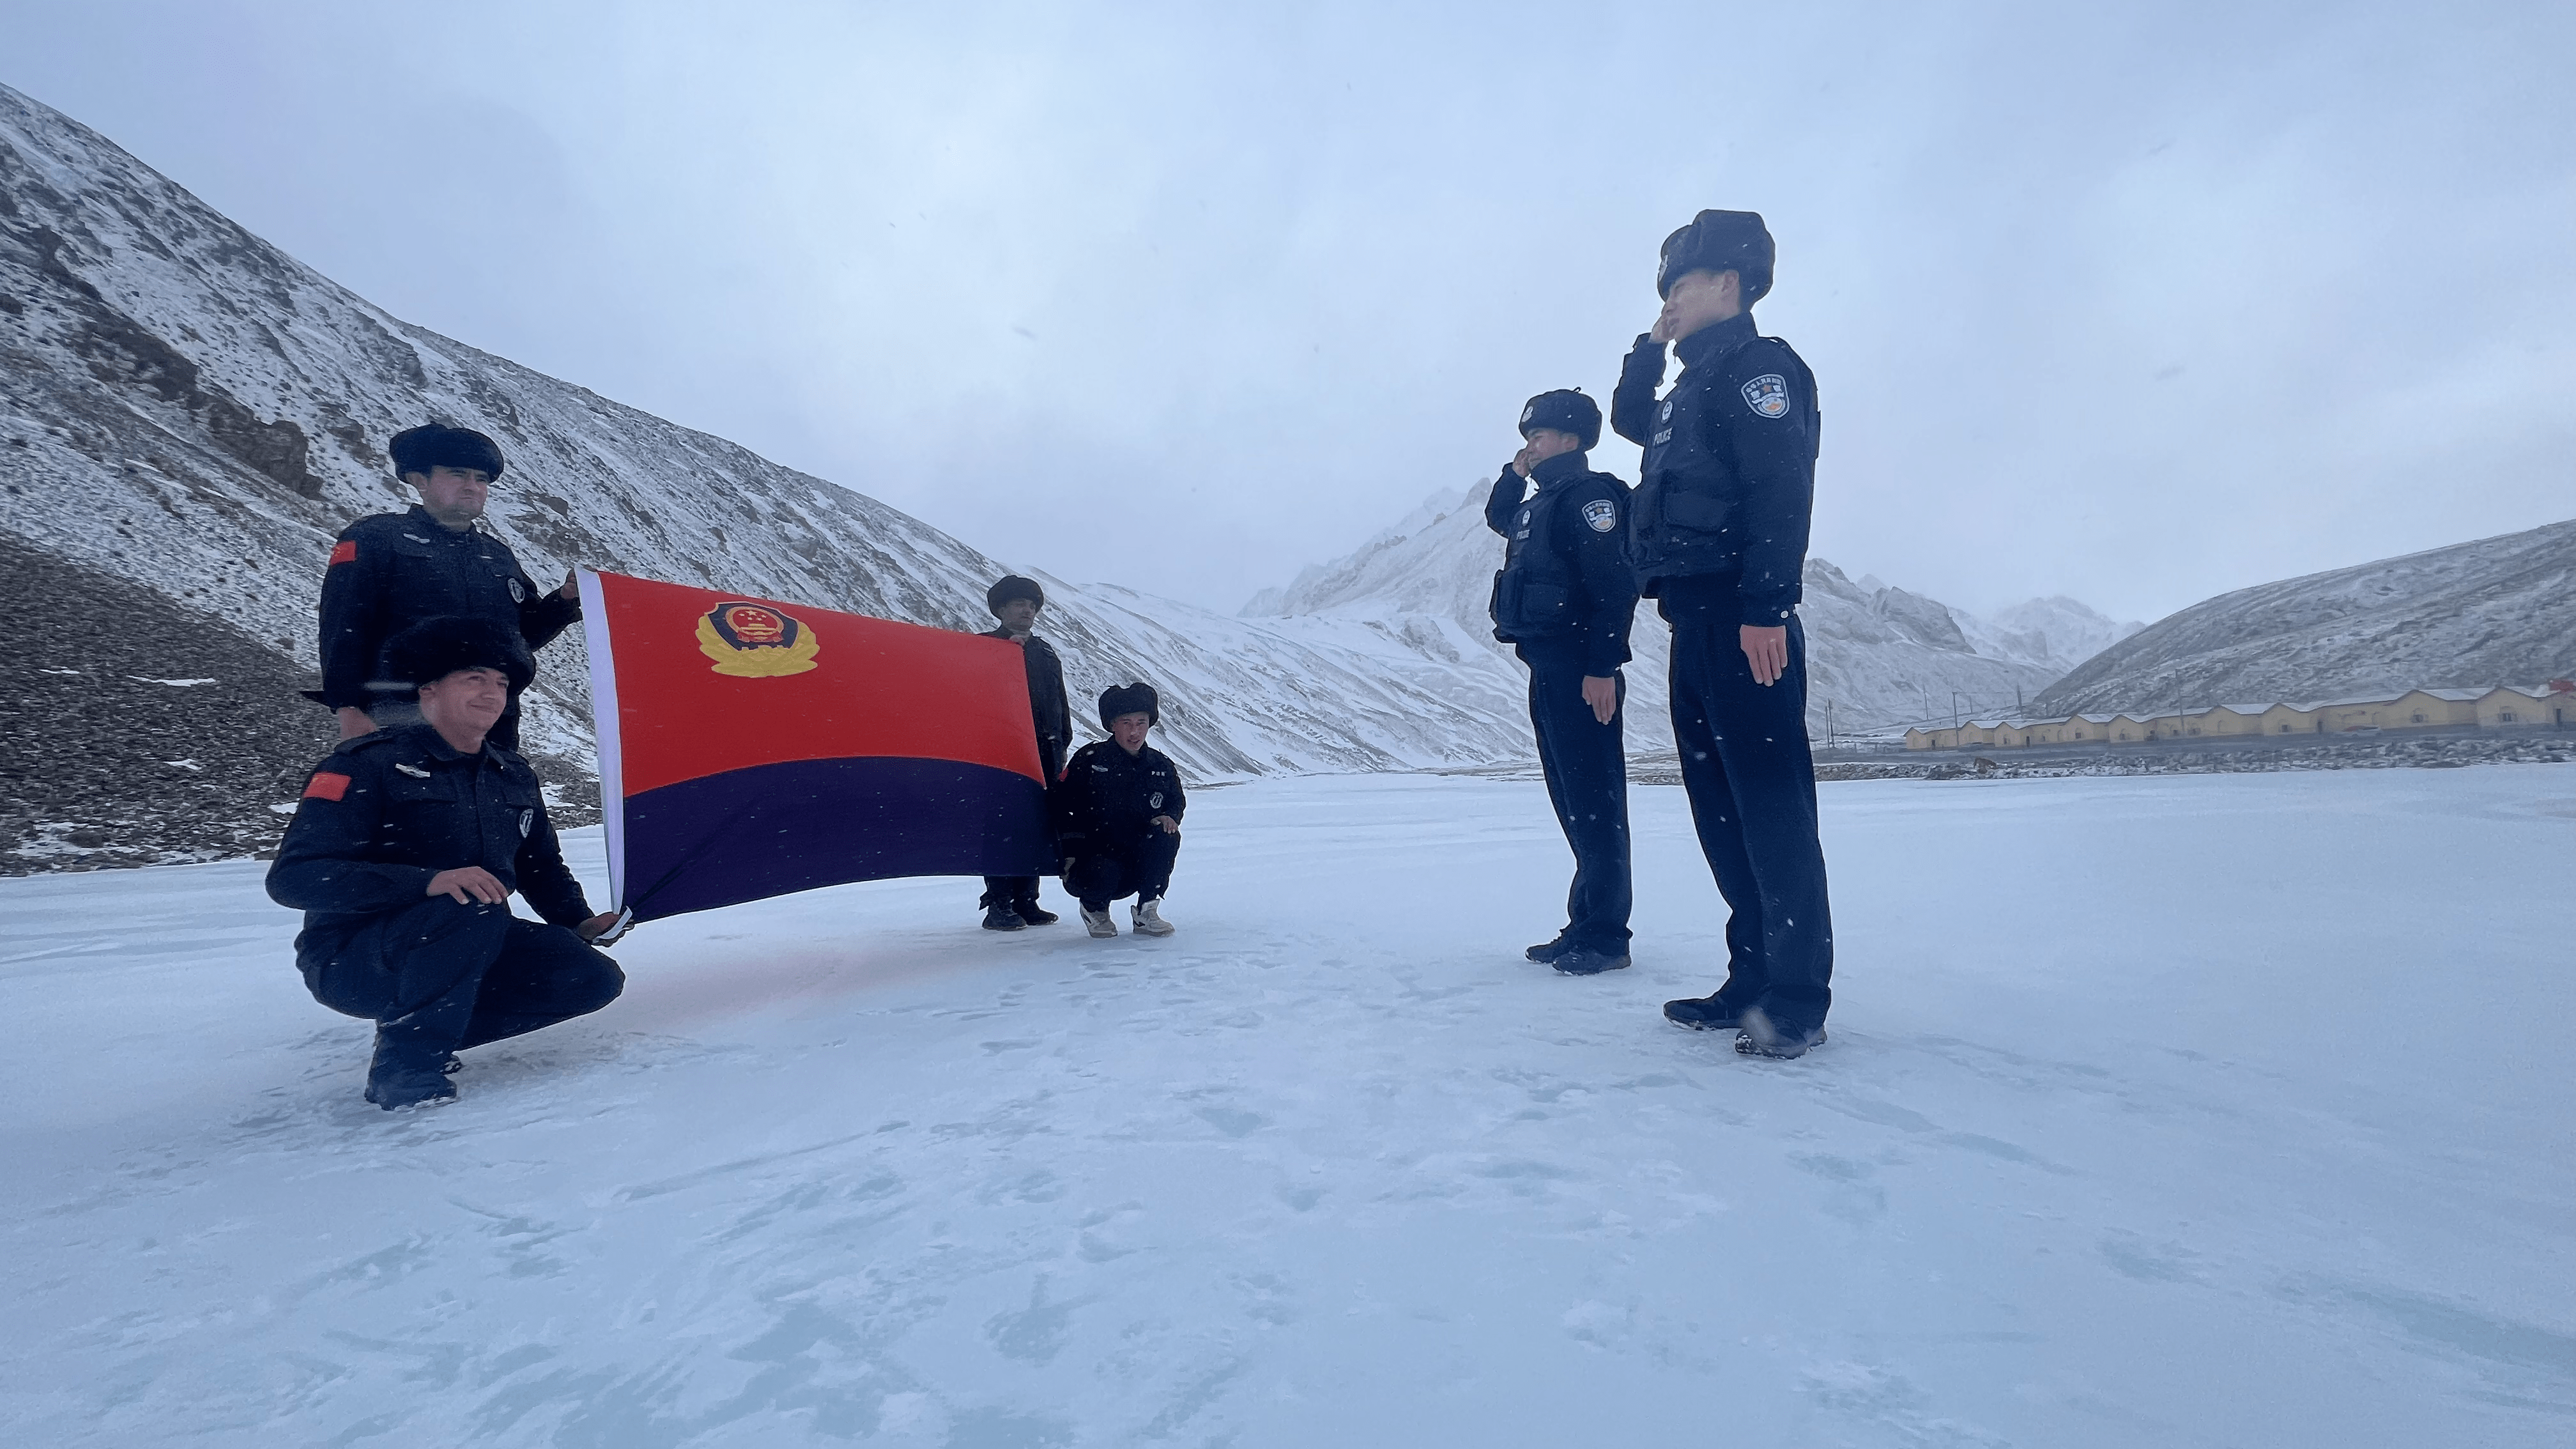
left=378, top=615, right=535, bottom=696
left=1517, top=389, right=1601, bottom=450
left=1656, top=209, right=1775, bottom=303
left=1098, top=682, right=1160, bottom=730
left=987, top=574, right=1046, bottom=615
left=388, top=423, right=507, bottom=481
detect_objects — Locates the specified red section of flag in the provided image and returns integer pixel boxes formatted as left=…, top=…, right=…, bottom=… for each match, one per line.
left=327, top=540, right=358, bottom=567
left=594, top=572, right=1041, bottom=797
left=303, top=771, right=351, bottom=801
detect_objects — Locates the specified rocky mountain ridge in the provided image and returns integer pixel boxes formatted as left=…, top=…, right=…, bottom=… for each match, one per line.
left=2032, top=518, right=2576, bottom=715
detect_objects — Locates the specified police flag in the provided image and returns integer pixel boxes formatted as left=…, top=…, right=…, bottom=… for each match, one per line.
left=578, top=571, right=1051, bottom=924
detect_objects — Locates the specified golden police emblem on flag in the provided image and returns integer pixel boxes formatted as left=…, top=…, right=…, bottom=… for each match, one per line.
left=696, top=601, right=822, bottom=678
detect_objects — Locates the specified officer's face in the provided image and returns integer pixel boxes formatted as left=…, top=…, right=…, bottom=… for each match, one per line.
left=1653, top=268, right=1743, bottom=344
left=1110, top=711, right=1152, bottom=753
left=418, top=666, right=511, bottom=740
left=994, top=598, right=1041, bottom=635
left=1519, top=428, right=1583, bottom=466
left=411, top=466, right=492, bottom=528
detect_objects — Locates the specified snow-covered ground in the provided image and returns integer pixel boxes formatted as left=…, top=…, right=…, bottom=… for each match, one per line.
left=4, top=768, right=2570, bottom=1447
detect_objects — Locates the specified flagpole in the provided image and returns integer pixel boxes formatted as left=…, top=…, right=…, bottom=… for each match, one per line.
left=576, top=569, right=629, bottom=919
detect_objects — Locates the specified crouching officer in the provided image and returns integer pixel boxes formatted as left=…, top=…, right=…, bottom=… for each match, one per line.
left=1611, top=208, right=1833, bottom=1059
left=1055, top=684, right=1185, bottom=939
left=314, top=423, right=581, bottom=749
left=267, top=617, right=624, bottom=1110
left=977, top=574, right=1074, bottom=931
left=1485, top=388, right=1640, bottom=976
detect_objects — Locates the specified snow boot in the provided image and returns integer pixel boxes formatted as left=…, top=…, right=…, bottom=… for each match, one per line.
left=1081, top=906, right=1119, bottom=939
left=364, top=1035, right=458, bottom=1110
left=1131, top=899, right=1176, bottom=937
left=982, top=904, right=1028, bottom=932
left=1662, top=995, right=1744, bottom=1031
left=1015, top=902, right=1060, bottom=927
left=1735, top=1006, right=1827, bottom=1060
left=1551, top=946, right=1630, bottom=976
left=1524, top=935, right=1575, bottom=964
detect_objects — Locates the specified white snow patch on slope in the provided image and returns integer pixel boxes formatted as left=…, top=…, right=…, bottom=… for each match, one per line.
left=3, top=767, right=2569, bottom=1445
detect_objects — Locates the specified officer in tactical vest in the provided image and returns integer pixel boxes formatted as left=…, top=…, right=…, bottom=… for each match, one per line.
left=314, top=424, right=581, bottom=751
left=267, top=617, right=624, bottom=1110
left=1485, top=388, right=1641, bottom=977
left=1609, top=209, right=1835, bottom=1059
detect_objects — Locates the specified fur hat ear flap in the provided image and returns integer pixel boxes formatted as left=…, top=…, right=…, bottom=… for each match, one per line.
left=1097, top=682, right=1160, bottom=730
left=377, top=615, right=535, bottom=698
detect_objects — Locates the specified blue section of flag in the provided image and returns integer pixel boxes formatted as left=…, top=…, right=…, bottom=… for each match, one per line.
left=621, top=756, right=1050, bottom=922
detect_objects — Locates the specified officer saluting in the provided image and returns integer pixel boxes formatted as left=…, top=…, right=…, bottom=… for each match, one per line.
left=316, top=424, right=580, bottom=749
left=266, top=617, right=624, bottom=1110
left=1610, top=209, right=1835, bottom=1059
left=1487, top=390, right=1641, bottom=977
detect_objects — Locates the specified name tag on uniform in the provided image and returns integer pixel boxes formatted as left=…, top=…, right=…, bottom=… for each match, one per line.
left=395, top=763, right=431, bottom=778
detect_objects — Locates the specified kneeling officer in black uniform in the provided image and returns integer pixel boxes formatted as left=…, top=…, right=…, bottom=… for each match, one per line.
left=267, top=617, right=624, bottom=1110
left=1486, top=389, right=1641, bottom=976
left=1611, top=208, right=1834, bottom=1059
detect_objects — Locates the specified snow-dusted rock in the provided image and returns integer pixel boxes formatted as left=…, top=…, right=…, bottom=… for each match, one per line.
left=2033, top=518, right=2576, bottom=716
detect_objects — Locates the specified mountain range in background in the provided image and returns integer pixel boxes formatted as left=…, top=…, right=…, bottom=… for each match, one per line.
left=3, top=78, right=2560, bottom=875
left=2034, top=518, right=2576, bottom=716
left=1239, top=480, right=2143, bottom=747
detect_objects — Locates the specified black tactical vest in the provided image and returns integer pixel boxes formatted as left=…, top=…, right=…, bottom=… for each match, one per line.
left=1631, top=331, right=1820, bottom=581
left=1490, top=475, right=1602, bottom=640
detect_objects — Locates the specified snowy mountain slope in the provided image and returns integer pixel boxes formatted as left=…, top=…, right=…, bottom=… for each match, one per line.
left=1954, top=595, right=2143, bottom=677
left=2033, top=518, right=2576, bottom=715
left=0, top=80, right=1604, bottom=871
left=1240, top=477, right=2091, bottom=736
left=6, top=768, right=2569, bottom=1445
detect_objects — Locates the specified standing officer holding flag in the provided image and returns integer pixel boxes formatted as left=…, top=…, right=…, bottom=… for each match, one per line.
left=1612, top=209, right=1835, bottom=1059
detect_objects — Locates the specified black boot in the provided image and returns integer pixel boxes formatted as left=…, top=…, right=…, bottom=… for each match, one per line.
left=364, top=1031, right=457, bottom=1110
left=982, top=903, right=1028, bottom=931
left=1551, top=946, right=1631, bottom=976
left=1735, top=1006, right=1827, bottom=1059
left=1524, top=934, right=1574, bottom=964
left=1662, top=995, right=1744, bottom=1031
left=1015, top=900, right=1060, bottom=926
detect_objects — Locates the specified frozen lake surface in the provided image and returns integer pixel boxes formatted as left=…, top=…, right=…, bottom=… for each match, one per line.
left=4, top=767, right=2571, bottom=1447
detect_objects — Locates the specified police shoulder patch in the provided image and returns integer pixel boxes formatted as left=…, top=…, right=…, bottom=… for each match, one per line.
left=1581, top=497, right=1619, bottom=533
left=1740, top=374, right=1791, bottom=419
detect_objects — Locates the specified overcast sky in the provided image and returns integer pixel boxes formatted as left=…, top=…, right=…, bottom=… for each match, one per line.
left=6, top=1, right=2570, bottom=622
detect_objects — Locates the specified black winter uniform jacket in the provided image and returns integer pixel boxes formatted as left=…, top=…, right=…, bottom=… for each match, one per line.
left=266, top=724, right=595, bottom=951
left=1609, top=314, right=1820, bottom=625
left=316, top=507, right=579, bottom=710
left=983, top=629, right=1074, bottom=780
left=1483, top=448, right=1639, bottom=676
left=1052, top=740, right=1186, bottom=855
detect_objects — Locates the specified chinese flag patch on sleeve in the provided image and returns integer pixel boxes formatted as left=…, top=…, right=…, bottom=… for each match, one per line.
left=328, top=540, right=358, bottom=567
left=302, top=772, right=351, bottom=801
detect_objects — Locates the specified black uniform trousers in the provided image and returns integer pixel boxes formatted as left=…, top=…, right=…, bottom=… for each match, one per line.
left=1523, top=645, right=1632, bottom=951
left=1669, top=615, right=1834, bottom=1032
left=981, top=739, right=1067, bottom=911
left=302, top=897, right=624, bottom=1056
left=1068, top=829, right=1179, bottom=912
